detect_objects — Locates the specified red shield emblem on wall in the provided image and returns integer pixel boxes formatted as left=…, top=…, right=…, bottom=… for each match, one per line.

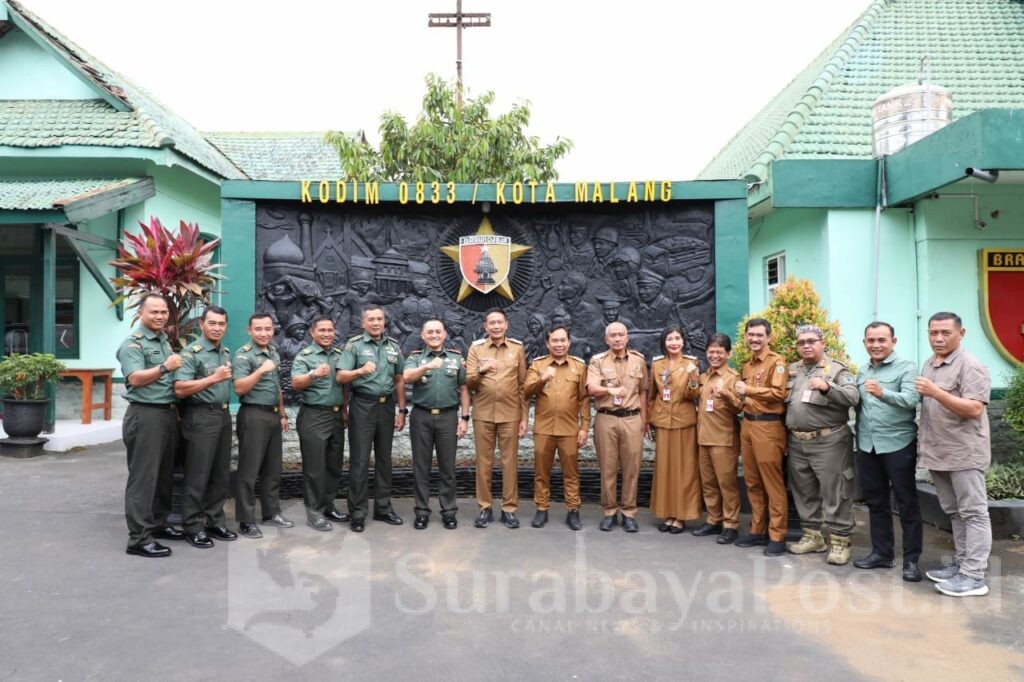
left=979, top=248, right=1024, bottom=365
left=459, top=234, right=511, bottom=295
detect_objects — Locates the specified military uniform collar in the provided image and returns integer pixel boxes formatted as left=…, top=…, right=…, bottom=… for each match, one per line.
left=252, top=342, right=272, bottom=356
left=609, top=349, right=629, bottom=361
left=198, top=336, right=222, bottom=352
left=548, top=355, right=569, bottom=365
left=307, top=342, right=332, bottom=354
left=485, top=336, right=508, bottom=348
left=708, top=365, right=731, bottom=378
left=362, top=332, right=386, bottom=344
left=139, top=326, right=162, bottom=341
left=426, top=348, right=446, bottom=357
left=752, top=348, right=773, bottom=363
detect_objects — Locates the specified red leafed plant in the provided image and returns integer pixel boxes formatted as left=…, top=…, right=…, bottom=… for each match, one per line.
left=109, top=217, right=224, bottom=350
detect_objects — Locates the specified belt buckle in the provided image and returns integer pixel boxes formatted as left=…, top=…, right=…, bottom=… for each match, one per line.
left=378, top=396, right=387, bottom=404
left=221, top=402, right=228, bottom=410
left=332, top=406, right=340, bottom=412
left=272, top=406, right=279, bottom=413
left=430, top=408, right=441, bottom=415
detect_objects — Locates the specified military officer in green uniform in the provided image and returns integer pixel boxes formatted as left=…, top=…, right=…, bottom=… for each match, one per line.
left=338, top=305, right=407, bottom=532
left=232, top=312, right=293, bottom=539
left=784, top=324, right=861, bottom=566
left=403, top=318, right=470, bottom=530
left=173, top=306, right=237, bottom=548
left=116, top=293, right=184, bottom=558
left=290, top=315, right=349, bottom=531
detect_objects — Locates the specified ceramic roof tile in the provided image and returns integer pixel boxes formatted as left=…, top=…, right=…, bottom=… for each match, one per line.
left=204, top=133, right=346, bottom=181
left=0, top=177, right=136, bottom=210
left=0, top=99, right=163, bottom=148
left=699, top=0, right=1024, bottom=181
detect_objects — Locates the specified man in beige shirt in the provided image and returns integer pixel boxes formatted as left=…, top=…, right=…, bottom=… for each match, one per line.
left=523, top=325, right=591, bottom=530
left=587, top=322, right=648, bottom=533
left=466, top=307, right=528, bottom=529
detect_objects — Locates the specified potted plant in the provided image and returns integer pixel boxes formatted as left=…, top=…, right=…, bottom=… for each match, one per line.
left=0, top=353, right=66, bottom=438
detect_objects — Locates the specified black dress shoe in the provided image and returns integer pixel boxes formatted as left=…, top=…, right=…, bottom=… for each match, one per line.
left=373, top=511, right=404, bottom=526
left=238, top=522, right=263, bottom=539
left=205, top=526, right=238, bottom=541
left=902, top=561, right=923, bottom=582
left=668, top=523, right=686, bottom=535
left=854, top=552, right=896, bottom=570
left=414, top=514, right=429, bottom=530
left=186, top=531, right=214, bottom=548
left=126, top=541, right=171, bottom=558
left=735, top=533, right=768, bottom=548
left=324, top=509, right=351, bottom=523
left=657, top=522, right=672, bottom=533
left=474, top=508, right=493, bottom=528
left=763, top=540, right=787, bottom=557
left=262, top=514, right=295, bottom=528
left=307, top=517, right=333, bottom=532
left=692, top=522, right=723, bottom=537
left=717, top=528, right=739, bottom=545
left=501, top=511, right=520, bottom=529
left=531, top=510, right=548, bottom=528
left=350, top=518, right=365, bottom=533
left=622, top=516, right=639, bottom=533
left=442, top=514, right=458, bottom=530
left=599, top=514, right=618, bottom=532
left=153, top=526, right=185, bottom=541
left=566, top=509, right=582, bottom=531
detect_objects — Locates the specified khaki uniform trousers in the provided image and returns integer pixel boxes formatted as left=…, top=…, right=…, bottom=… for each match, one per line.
left=534, top=434, right=581, bottom=511
left=740, top=420, right=788, bottom=541
left=650, top=427, right=702, bottom=521
left=699, top=445, right=741, bottom=529
left=787, top=426, right=855, bottom=536
left=594, top=413, right=644, bottom=518
left=474, top=420, right=520, bottom=512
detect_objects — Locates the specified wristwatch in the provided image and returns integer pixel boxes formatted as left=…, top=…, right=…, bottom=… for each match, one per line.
left=460, top=415, right=471, bottom=422
left=399, top=407, right=409, bottom=414
left=159, top=363, right=169, bottom=375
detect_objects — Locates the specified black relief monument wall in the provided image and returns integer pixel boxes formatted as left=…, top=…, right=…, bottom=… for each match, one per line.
left=255, top=202, right=715, bottom=402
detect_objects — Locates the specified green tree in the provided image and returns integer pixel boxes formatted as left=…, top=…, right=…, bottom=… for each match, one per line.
left=325, top=74, right=573, bottom=183
left=733, top=276, right=854, bottom=370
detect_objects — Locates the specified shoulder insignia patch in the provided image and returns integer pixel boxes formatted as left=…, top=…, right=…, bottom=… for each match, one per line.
left=651, top=354, right=665, bottom=362
left=684, top=354, right=698, bottom=361
left=344, top=343, right=354, bottom=351
left=302, top=347, right=314, bottom=355
left=191, top=344, right=202, bottom=352
left=591, top=351, right=607, bottom=362
left=776, top=364, right=786, bottom=373
left=570, top=355, right=585, bottom=365
left=841, top=375, right=855, bottom=384
left=445, top=348, right=464, bottom=356
left=348, top=334, right=362, bottom=342
left=127, top=343, right=141, bottom=349
left=627, top=348, right=645, bottom=358
left=471, top=338, right=487, bottom=346
left=533, top=354, right=550, bottom=362
left=331, top=347, right=342, bottom=354
left=409, top=350, right=422, bottom=356
left=240, top=343, right=252, bottom=352
left=506, top=337, right=523, bottom=345
left=132, top=331, right=143, bottom=339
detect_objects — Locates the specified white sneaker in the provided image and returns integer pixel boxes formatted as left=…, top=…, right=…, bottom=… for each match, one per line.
left=935, top=573, right=989, bottom=597
left=925, top=564, right=958, bottom=583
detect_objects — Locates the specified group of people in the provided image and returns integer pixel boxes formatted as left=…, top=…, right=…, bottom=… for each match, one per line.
left=117, top=294, right=994, bottom=598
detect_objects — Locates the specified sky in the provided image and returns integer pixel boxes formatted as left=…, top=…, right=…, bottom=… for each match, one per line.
left=24, top=0, right=869, bottom=181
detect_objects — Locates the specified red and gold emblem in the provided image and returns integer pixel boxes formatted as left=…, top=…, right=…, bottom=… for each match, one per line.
left=979, top=248, right=1024, bottom=365
left=440, top=217, right=531, bottom=302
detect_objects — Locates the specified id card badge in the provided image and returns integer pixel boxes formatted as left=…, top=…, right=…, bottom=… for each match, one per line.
left=705, top=399, right=714, bottom=412
left=802, top=389, right=812, bottom=403
left=613, top=394, right=623, bottom=406
left=662, top=388, right=671, bottom=402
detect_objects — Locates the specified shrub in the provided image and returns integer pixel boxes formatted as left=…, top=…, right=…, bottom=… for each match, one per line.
left=986, top=459, right=1024, bottom=501
left=0, top=353, right=66, bottom=400
left=1003, top=364, right=1024, bottom=437
left=733, top=276, right=853, bottom=369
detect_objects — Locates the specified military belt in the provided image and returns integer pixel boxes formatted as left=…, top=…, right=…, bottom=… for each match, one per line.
left=187, top=402, right=229, bottom=410
left=597, top=408, right=640, bottom=418
left=241, top=404, right=279, bottom=413
left=790, top=424, right=847, bottom=441
left=353, top=391, right=391, bottom=404
left=742, top=412, right=782, bottom=422
left=131, top=402, right=177, bottom=410
left=302, top=403, right=343, bottom=412
left=412, top=404, right=457, bottom=415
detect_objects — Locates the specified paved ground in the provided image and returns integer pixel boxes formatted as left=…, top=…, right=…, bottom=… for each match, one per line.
left=2, top=442, right=1023, bottom=682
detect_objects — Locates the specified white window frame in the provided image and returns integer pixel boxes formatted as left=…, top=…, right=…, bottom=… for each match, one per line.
left=765, top=252, right=786, bottom=300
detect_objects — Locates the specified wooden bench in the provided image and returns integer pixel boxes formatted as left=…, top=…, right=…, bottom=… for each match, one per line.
left=59, top=368, right=113, bottom=425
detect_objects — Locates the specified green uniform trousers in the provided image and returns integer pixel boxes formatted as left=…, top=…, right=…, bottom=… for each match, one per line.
left=787, top=426, right=856, bottom=536
left=235, top=406, right=283, bottom=523
left=296, top=405, right=345, bottom=520
left=410, top=406, right=458, bottom=516
left=122, top=403, right=178, bottom=545
left=181, top=405, right=232, bottom=533
left=347, top=394, right=395, bottom=519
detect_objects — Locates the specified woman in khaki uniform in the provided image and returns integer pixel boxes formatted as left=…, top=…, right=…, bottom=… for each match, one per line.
left=693, top=333, right=743, bottom=544
left=648, top=325, right=701, bottom=533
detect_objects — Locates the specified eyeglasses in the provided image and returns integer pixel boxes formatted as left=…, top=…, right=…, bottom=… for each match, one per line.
left=795, top=339, right=821, bottom=347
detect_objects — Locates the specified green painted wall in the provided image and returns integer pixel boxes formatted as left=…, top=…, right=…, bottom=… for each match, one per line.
left=747, top=208, right=827, bottom=311
left=0, top=29, right=97, bottom=100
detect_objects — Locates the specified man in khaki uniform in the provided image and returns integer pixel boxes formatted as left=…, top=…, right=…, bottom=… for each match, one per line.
left=734, top=318, right=789, bottom=557
left=784, top=324, right=860, bottom=566
left=523, top=325, right=591, bottom=531
left=587, top=321, right=648, bottom=533
left=466, top=307, right=528, bottom=529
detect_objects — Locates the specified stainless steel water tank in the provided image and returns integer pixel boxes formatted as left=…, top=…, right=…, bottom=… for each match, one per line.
left=871, top=82, right=953, bottom=157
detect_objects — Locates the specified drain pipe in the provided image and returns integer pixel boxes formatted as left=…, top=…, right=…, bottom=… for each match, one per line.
left=872, top=156, right=887, bottom=320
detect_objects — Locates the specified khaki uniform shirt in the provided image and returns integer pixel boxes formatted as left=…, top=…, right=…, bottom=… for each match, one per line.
left=740, top=349, right=788, bottom=415
left=466, top=337, right=527, bottom=423
left=524, top=354, right=591, bottom=436
left=918, top=347, right=991, bottom=471
left=408, top=348, right=466, bottom=409
left=697, top=365, right=742, bottom=446
left=587, top=348, right=647, bottom=412
left=232, top=343, right=282, bottom=406
left=176, top=337, right=231, bottom=405
left=291, top=343, right=345, bottom=406
left=117, top=327, right=176, bottom=404
left=784, top=355, right=859, bottom=432
left=647, top=355, right=700, bottom=429
left=339, top=333, right=405, bottom=396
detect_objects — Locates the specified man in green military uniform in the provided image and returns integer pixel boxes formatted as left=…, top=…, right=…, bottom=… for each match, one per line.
left=116, top=293, right=184, bottom=558
left=232, top=312, right=293, bottom=539
left=290, top=315, right=349, bottom=531
left=784, top=324, right=861, bottom=565
left=173, top=306, right=237, bottom=548
left=338, top=305, right=407, bottom=532
left=403, top=318, right=470, bottom=530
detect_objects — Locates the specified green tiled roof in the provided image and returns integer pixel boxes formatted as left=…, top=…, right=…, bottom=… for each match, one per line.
left=0, top=177, right=137, bottom=210
left=205, top=133, right=349, bottom=181
left=699, top=0, right=1024, bottom=181
left=3, top=0, right=244, bottom=179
